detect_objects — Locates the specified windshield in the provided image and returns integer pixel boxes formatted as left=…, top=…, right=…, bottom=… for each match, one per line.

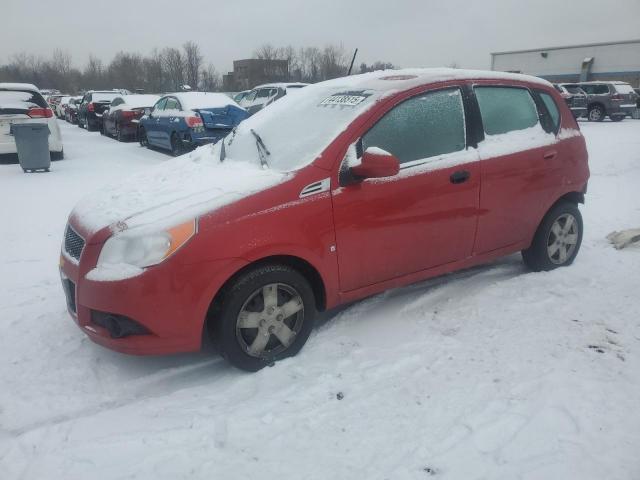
left=221, top=82, right=383, bottom=171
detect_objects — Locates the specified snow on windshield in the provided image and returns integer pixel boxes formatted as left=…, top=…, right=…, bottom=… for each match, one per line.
left=221, top=83, right=382, bottom=172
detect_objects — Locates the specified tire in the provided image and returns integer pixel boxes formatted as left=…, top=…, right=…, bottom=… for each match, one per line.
left=588, top=105, right=605, bottom=122
left=116, top=123, right=126, bottom=142
left=209, top=264, right=316, bottom=371
left=170, top=133, right=184, bottom=157
left=100, top=122, right=106, bottom=135
left=138, top=127, right=148, bottom=147
left=610, top=115, right=624, bottom=122
left=50, top=149, right=64, bottom=161
left=78, top=116, right=84, bottom=128
left=86, top=117, right=95, bottom=132
left=522, top=201, right=583, bottom=272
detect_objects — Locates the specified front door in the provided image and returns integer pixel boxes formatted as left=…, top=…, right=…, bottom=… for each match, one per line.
left=332, top=87, right=481, bottom=292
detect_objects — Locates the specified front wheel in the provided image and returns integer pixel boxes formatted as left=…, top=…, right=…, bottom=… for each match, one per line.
left=210, top=264, right=316, bottom=371
left=138, top=127, right=148, bottom=147
left=522, top=202, right=583, bottom=272
left=588, top=105, right=605, bottom=122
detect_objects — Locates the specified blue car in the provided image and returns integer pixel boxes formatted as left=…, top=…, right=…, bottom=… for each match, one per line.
left=138, top=92, right=248, bottom=156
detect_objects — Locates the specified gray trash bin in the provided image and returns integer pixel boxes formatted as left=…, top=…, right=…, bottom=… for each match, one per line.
left=10, top=123, right=51, bottom=172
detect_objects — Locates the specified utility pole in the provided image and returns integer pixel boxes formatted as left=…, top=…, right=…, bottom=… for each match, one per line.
left=347, top=48, right=358, bottom=75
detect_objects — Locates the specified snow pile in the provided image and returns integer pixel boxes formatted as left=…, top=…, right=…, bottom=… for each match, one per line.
left=71, top=146, right=286, bottom=235
left=85, top=262, right=144, bottom=281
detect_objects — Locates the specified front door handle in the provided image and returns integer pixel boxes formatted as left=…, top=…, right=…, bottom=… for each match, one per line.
left=543, top=150, right=558, bottom=160
left=450, top=170, right=470, bottom=184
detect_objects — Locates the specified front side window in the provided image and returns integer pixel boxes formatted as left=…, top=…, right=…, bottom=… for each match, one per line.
left=475, top=86, right=539, bottom=135
left=255, top=89, right=271, bottom=100
left=362, top=88, right=466, bottom=165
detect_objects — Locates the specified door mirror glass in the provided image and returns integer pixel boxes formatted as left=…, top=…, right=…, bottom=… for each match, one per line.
left=351, top=147, right=400, bottom=179
left=145, top=107, right=152, bottom=116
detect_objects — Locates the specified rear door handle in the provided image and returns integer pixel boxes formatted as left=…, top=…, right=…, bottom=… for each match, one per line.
left=543, top=150, right=558, bottom=160
left=450, top=170, right=470, bottom=184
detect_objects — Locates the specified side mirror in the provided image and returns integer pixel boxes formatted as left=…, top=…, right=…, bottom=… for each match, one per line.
left=144, top=107, right=152, bottom=117
left=351, top=147, right=400, bottom=179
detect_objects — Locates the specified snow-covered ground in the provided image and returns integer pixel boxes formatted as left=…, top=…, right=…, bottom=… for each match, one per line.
left=1, top=120, right=639, bottom=479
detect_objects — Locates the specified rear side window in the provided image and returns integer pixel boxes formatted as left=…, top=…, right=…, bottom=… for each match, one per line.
left=474, top=86, right=539, bottom=135
left=362, top=88, right=466, bottom=165
left=539, top=92, right=561, bottom=133
left=581, top=84, right=609, bottom=95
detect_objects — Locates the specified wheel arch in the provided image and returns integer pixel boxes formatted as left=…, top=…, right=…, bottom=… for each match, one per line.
left=204, top=254, right=327, bottom=332
left=588, top=101, right=606, bottom=113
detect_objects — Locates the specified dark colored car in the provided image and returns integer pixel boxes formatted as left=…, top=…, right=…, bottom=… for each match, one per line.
left=64, top=97, right=83, bottom=124
left=77, top=91, right=121, bottom=131
left=138, top=92, right=249, bottom=156
left=554, top=84, right=587, bottom=118
left=569, top=82, right=638, bottom=122
left=102, top=94, right=160, bottom=141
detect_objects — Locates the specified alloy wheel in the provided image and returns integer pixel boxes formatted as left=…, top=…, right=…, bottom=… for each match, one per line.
left=547, top=213, right=579, bottom=264
left=235, top=283, right=305, bottom=358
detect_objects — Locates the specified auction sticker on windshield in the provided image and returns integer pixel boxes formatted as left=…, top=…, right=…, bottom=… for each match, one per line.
left=319, top=92, right=371, bottom=107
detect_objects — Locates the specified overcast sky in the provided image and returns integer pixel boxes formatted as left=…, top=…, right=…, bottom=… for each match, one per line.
left=2, top=0, right=639, bottom=73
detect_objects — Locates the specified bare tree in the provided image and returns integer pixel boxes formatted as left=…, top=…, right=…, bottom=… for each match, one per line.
left=200, top=63, right=220, bottom=91
left=161, top=47, right=185, bottom=91
left=183, top=41, right=203, bottom=90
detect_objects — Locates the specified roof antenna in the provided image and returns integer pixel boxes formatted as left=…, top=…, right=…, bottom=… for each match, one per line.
left=347, top=48, right=358, bottom=76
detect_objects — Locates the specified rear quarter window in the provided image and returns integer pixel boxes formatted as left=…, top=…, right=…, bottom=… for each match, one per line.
left=538, top=92, right=561, bottom=133
left=474, top=86, right=539, bottom=135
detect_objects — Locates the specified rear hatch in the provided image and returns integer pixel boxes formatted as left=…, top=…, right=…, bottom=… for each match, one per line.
left=613, top=84, right=637, bottom=107
left=0, top=89, right=51, bottom=140
left=196, top=105, right=249, bottom=132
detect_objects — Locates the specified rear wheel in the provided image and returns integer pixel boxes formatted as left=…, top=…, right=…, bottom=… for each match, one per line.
left=210, top=264, right=316, bottom=371
left=50, top=149, right=64, bottom=161
left=522, top=202, right=583, bottom=272
left=610, top=115, right=624, bottom=122
left=588, top=105, right=605, bottom=122
left=170, top=133, right=184, bottom=156
left=116, top=123, right=126, bottom=142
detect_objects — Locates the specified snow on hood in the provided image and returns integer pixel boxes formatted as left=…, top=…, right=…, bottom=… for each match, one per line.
left=71, top=146, right=287, bottom=236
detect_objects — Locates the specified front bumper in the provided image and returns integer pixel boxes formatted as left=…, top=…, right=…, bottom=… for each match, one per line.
left=59, top=242, right=247, bottom=355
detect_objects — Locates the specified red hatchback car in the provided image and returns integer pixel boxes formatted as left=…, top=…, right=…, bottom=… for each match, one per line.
left=60, top=69, right=589, bottom=371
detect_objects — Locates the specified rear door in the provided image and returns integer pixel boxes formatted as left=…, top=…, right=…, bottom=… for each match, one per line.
left=160, top=97, right=181, bottom=148
left=146, top=97, right=167, bottom=146
left=472, top=84, right=560, bottom=254
left=332, top=86, right=481, bottom=292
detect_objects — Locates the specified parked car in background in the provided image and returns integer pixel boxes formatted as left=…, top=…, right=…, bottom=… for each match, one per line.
left=102, top=94, right=160, bottom=141
left=570, top=81, right=638, bottom=122
left=65, top=96, right=83, bottom=124
left=77, top=90, right=121, bottom=131
left=0, top=83, right=64, bottom=159
left=554, top=84, right=587, bottom=118
left=47, top=94, right=64, bottom=113
left=239, top=82, right=309, bottom=115
left=55, top=96, right=73, bottom=118
left=61, top=69, right=589, bottom=371
left=138, top=92, right=248, bottom=156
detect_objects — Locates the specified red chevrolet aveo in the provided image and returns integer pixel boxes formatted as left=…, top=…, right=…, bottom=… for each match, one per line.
left=60, top=69, right=589, bottom=371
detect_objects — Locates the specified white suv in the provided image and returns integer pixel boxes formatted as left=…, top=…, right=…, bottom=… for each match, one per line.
left=0, top=83, right=63, bottom=159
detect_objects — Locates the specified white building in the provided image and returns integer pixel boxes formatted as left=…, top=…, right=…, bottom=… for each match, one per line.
left=491, top=39, right=640, bottom=87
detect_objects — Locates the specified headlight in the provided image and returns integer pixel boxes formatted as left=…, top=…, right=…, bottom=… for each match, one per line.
left=97, top=219, right=196, bottom=268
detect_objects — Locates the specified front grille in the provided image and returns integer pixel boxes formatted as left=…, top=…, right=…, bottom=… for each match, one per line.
left=64, top=225, right=85, bottom=261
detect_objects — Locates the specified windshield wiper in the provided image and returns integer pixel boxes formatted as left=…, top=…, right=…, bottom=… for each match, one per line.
left=251, top=129, right=270, bottom=168
left=219, top=127, right=238, bottom=162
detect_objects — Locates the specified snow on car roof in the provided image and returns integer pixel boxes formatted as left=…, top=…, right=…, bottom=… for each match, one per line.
left=316, top=68, right=551, bottom=92
left=119, top=94, right=161, bottom=108
left=169, top=92, right=242, bottom=110
left=0, top=82, right=40, bottom=92
left=253, top=82, right=310, bottom=89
